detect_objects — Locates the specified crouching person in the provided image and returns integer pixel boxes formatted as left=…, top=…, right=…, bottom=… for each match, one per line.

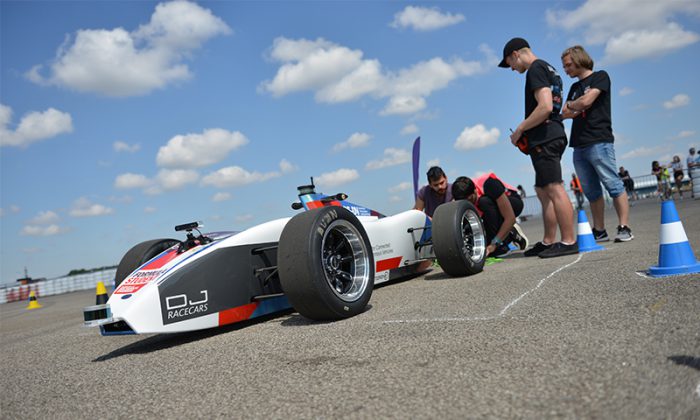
left=452, top=173, right=529, bottom=257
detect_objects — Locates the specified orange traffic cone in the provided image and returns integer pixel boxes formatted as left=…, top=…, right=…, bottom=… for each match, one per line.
left=95, top=281, right=108, bottom=304
left=26, top=290, right=42, bottom=310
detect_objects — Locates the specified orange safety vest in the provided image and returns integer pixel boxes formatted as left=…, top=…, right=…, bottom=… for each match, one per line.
left=472, top=172, right=518, bottom=198
left=471, top=173, right=518, bottom=217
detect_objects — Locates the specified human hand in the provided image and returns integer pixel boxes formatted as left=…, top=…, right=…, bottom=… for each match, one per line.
left=509, top=128, right=522, bottom=146
left=486, top=243, right=497, bottom=256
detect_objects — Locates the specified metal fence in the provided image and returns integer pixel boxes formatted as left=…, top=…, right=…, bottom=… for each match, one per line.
left=520, top=170, right=695, bottom=220
left=1, top=269, right=116, bottom=305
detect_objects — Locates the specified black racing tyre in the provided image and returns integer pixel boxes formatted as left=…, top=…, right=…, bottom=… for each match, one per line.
left=278, top=206, right=374, bottom=321
left=114, top=239, right=179, bottom=287
left=432, top=200, right=486, bottom=277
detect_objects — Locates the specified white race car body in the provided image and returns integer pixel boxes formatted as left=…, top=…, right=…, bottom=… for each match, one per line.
left=84, top=186, right=435, bottom=335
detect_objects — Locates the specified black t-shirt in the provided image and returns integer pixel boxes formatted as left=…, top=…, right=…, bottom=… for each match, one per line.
left=482, top=178, right=518, bottom=201
left=524, top=59, right=567, bottom=148
left=566, top=70, right=614, bottom=148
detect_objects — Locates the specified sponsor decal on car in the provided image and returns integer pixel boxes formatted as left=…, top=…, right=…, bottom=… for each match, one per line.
left=165, top=290, right=209, bottom=321
left=114, top=269, right=167, bottom=294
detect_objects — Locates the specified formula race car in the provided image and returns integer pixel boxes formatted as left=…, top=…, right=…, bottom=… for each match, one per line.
left=83, top=179, right=486, bottom=335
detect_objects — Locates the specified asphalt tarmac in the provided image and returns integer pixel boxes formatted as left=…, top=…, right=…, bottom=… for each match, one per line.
left=1, top=198, right=699, bottom=419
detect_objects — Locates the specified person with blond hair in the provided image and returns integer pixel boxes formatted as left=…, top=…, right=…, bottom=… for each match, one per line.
left=561, top=45, right=633, bottom=242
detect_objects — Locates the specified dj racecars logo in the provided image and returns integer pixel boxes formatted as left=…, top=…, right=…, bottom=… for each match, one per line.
left=165, top=290, right=209, bottom=322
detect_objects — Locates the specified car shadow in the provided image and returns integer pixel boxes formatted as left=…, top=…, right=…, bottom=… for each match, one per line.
left=668, top=355, right=700, bottom=371
left=279, top=304, right=375, bottom=327
left=92, top=310, right=292, bottom=362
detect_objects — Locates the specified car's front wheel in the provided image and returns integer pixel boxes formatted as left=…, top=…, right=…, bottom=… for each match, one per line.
left=432, top=200, right=486, bottom=277
left=278, top=206, right=374, bottom=321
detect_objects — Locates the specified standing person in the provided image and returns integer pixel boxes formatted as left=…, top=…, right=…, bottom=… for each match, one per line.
left=452, top=174, right=529, bottom=257
left=499, top=37, right=578, bottom=258
left=670, top=155, right=685, bottom=199
left=688, top=147, right=698, bottom=198
left=517, top=184, right=527, bottom=198
left=570, top=173, right=585, bottom=210
left=413, top=166, right=452, bottom=218
left=618, top=166, right=638, bottom=201
left=652, top=160, right=671, bottom=200
left=560, top=45, right=633, bottom=242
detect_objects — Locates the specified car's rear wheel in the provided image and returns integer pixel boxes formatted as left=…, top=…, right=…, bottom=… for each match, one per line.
left=432, top=200, right=486, bottom=276
left=115, top=239, right=179, bottom=287
left=278, top=206, right=374, bottom=321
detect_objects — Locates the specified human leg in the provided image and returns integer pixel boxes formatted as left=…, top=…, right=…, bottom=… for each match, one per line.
left=536, top=186, right=558, bottom=244
left=476, top=196, right=502, bottom=244
left=542, top=182, right=576, bottom=244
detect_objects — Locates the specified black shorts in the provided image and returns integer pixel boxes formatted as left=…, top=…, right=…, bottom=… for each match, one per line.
left=674, top=170, right=684, bottom=180
left=529, top=137, right=567, bottom=188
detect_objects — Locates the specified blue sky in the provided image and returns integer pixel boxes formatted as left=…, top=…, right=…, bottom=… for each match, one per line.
left=1, top=0, right=699, bottom=284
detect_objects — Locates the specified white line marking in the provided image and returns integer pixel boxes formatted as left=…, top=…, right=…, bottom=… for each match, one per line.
left=499, top=253, right=583, bottom=316
left=696, top=382, right=700, bottom=399
left=383, top=253, right=583, bottom=324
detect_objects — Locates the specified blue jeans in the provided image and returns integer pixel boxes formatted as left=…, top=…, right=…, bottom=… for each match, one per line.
left=573, top=142, right=625, bottom=202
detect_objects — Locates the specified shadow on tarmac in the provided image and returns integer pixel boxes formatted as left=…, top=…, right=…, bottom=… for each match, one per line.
left=668, top=355, right=700, bottom=371
left=92, top=310, right=292, bottom=362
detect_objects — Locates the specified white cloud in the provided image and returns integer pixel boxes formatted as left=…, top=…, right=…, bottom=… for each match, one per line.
left=0, top=104, right=73, bottom=147
left=235, top=214, right=254, bottom=223
left=212, top=192, right=232, bottom=202
left=603, top=24, right=700, bottom=64
left=201, top=165, right=279, bottom=188
left=156, top=169, right=199, bottom=190
left=454, top=124, right=500, bottom=151
left=366, top=148, right=411, bottom=170
left=144, top=206, right=157, bottom=214
left=332, top=132, right=372, bottom=152
left=381, top=96, right=427, bottom=115
left=390, top=6, right=465, bottom=31
left=114, top=173, right=153, bottom=189
left=619, top=87, right=634, bottom=96
left=663, top=94, right=691, bottom=109
left=547, top=1, right=700, bottom=64
left=675, top=130, right=696, bottom=139
left=27, top=1, right=231, bottom=96
left=427, top=158, right=441, bottom=168
left=156, top=128, right=249, bottom=169
left=400, top=123, right=419, bottom=135
left=279, top=159, right=298, bottom=173
left=621, top=145, right=670, bottom=159
left=388, top=182, right=412, bottom=193
left=28, top=210, right=60, bottom=225
left=113, top=141, right=141, bottom=153
left=69, top=197, right=114, bottom=217
left=315, top=168, right=360, bottom=188
left=21, top=224, right=67, bottom=236
left=261, top=37, right=494, bottom=116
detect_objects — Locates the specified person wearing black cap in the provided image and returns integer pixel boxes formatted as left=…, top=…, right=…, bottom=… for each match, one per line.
left=498, top=37, right=578, bottom=259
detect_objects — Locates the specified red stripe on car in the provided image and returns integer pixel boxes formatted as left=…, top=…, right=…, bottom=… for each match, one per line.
left=142, top=249, right=179, bottom=270
left=376, top=256, right=402, bottom=272
left=218, top=303, right=259, bottom=326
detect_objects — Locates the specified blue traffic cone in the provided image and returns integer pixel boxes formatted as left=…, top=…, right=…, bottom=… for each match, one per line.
left=648, top=200, right=700, bottom=277
left=577, top=209, right=604, bottom=253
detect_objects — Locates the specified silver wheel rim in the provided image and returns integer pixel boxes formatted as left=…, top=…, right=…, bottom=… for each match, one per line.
left=321, top=220, right=370, bottom=303
left=461, top=209, right=486, bottom=262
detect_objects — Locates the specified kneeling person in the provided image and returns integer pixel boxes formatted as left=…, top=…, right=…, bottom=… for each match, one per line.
left=452, top=174, right=528, bottom=257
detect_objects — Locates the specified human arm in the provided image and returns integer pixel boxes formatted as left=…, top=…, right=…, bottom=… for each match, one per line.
left=486, top=192, right=517, bottom=256
left=566, top=88, right=601, bottom=113
left=413, top=196, right=425, bottom=212
left=510, top=87, right=553, bottom=145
